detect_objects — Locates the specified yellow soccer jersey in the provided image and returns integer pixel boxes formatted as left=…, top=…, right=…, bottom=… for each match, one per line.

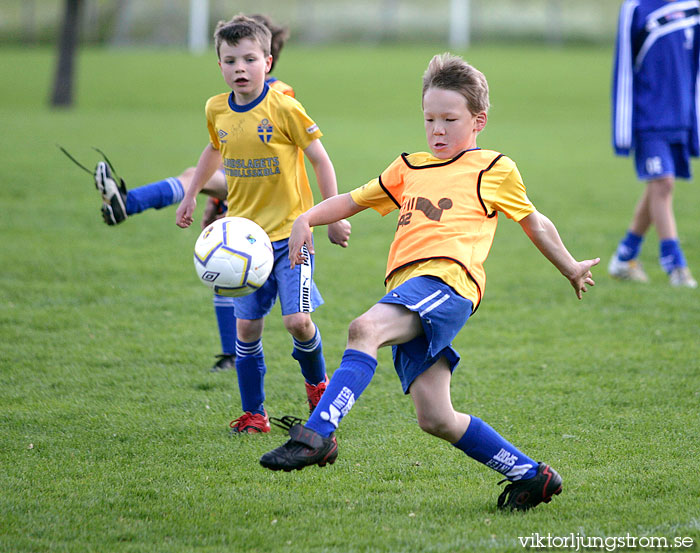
left=350, top=149, right=535, bottom=308
left=206, top=84, right=322, bottom=241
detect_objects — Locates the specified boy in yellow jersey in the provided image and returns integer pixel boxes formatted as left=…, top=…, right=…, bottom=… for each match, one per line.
left=176, top=15, right=351, bottom=434
left=261, top=53, right=600, bottom=511
left=94, top=14, right=293, bottom=230
left=91, top=14, right=296, bottom=375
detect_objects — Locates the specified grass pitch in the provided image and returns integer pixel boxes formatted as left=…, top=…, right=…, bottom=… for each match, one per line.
left=1, top=43, right=699, bottom=553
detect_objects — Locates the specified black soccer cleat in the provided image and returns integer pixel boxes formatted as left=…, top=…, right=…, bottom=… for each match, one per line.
left=95, top=160, right=128, bottom=225
left=497, top=462, right=562, bottom=511
left=210, top=353, right=235, bottom=372
left=57, top=145, right=129, bottom=225
left=260, top=423, right=338, bottom=472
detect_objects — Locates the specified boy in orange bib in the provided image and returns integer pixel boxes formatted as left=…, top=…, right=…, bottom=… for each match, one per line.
left=261, top=53, right=599, bottom=511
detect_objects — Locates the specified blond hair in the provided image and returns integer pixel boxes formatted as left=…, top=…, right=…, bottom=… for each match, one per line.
left=422, top=53, right=490, bottom=115
left=214, top=14, right=271, bottom=59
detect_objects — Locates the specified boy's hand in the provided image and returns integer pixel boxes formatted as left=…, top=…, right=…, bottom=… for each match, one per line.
left=201, top=197, right=227, bottom=229
left=289, top=215, right=314, bottom=268
left=567, top=258, right=600, bottom=300
left=176, top=197, right=197, bottom=228
left=328, top=219, right=351, bottom=248
left=519, top=212, right=599, bottom=300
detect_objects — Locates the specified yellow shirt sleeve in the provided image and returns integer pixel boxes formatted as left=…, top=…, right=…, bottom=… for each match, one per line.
left=206, top=95, right=223, bottom=150
left=350, top=177, right=399, bottom=216
left=281, top=98, right=323, bottom=151
left=480, top=156, right=535, bottom=222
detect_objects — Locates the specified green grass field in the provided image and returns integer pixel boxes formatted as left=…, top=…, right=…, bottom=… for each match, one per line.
left=1, top=43, right=699, bottom=553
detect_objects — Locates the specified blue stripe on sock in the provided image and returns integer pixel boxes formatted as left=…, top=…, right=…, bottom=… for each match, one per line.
left=293, top=327, right=322, bottom=352
left=167, top=178, right=185, bottom=203
left=292, top=325, right=326, bottom=385
left=236, top=340, right=264, bottom=357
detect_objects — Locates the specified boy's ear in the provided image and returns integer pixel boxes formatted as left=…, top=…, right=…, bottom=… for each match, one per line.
left=265, top=54, right=273, bottom=74
left=475, top=112, right=488, bottom=132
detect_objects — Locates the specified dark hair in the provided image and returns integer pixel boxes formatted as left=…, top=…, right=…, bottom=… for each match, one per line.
left=214, top=14, right=271, bottom=60
left=249, top=14, right=289, bottom=72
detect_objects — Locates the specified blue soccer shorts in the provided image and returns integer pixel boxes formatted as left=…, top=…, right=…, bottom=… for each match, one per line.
left=378, top=275, right=473, bottom=394
left=634, top=132, right=691, bottom=180
left=233, top=238, right=323, bottom=319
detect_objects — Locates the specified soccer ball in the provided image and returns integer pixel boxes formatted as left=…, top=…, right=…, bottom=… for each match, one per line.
left=193, top=217, right=274, bottom=297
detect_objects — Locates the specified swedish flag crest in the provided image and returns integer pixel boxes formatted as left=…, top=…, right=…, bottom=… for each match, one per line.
left=257, top=119, right=273, bottom=143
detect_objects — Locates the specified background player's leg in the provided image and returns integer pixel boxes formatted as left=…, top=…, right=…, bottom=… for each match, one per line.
left=211, top=293, right=237, bottom=372
left=229, top=318, right=269, bottom=433
left=285, top=314, right=328, bottom=412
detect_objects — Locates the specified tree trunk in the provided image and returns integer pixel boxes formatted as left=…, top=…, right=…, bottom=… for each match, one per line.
left=50, top=0, right=84, bottom=107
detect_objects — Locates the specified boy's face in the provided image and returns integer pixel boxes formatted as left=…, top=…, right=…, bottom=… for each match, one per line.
left=218, top=38, right=272, bottom=104
left=423, top=87, right=487, bottom=159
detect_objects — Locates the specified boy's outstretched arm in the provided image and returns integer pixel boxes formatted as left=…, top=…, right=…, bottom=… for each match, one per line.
left=304, top=139, right=352, bottom=247
left=289, top=193, right=366, bottom=268
left=519, top=211, right=600, bottom=299
left=176, top=144, right=221, bottom=229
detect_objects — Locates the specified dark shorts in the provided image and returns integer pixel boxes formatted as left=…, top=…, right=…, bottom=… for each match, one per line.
left=378, top=276, right=473, bottom=394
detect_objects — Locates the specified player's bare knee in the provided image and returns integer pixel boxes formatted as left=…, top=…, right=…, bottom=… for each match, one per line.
left=180, top=167, right=196, bottom=180
left=347, top=314, right=377, bottom=346
left=649, top=176, right=675, bottom=197
left=237, top=319, right=263, bottom=342
left=283, top=313, right=314, bottom=339
left=416, top=412, right=452, bottom=440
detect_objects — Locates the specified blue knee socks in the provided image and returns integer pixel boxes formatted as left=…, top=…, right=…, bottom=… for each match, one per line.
left=302, top=351, right=537, bottom=482
left=305, top=349, right=377, bottom=437
left=213, top=294, right=236, bottom=355
left=452, top=416, right=538, bottom=481
left=235, top=339, right=265, bottom=415
left=125, top=177, right=184, bottom=215
left=617, top=232, right=688, bottom=274
left=292, top=324, right=326, bottom=385
left=660, top=238, right=687, bottom=273
left=616, top=231, right=643, bottom=261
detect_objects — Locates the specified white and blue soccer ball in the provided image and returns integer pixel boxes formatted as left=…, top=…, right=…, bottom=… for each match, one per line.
left=193, top=216, right=273, bottom=297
